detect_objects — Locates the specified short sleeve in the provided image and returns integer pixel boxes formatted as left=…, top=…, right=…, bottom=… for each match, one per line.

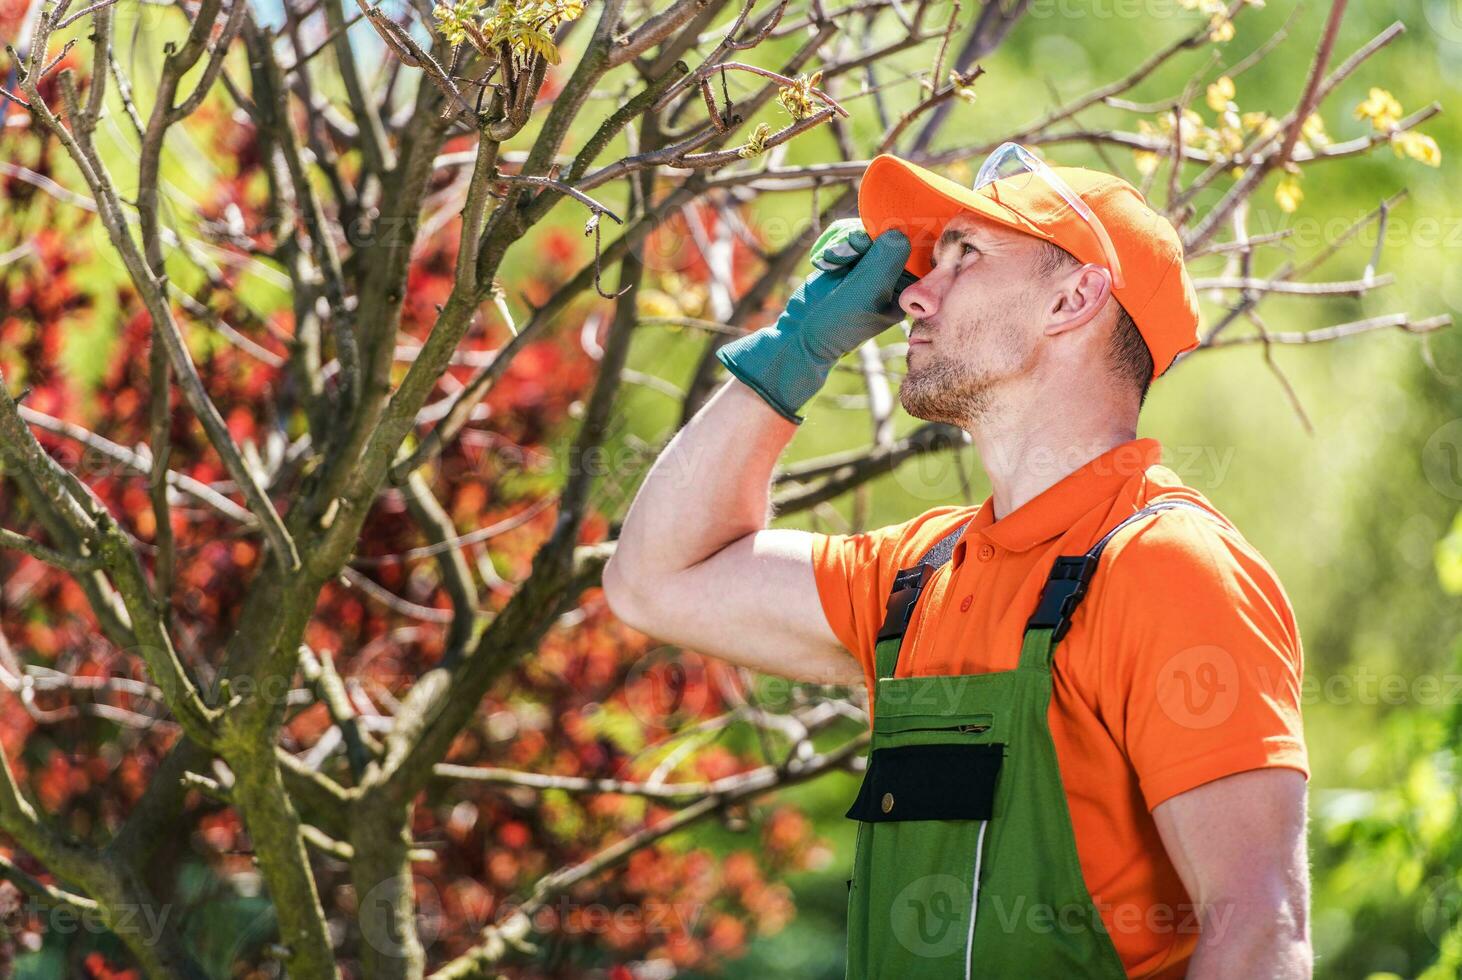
left=809, top=507, right=966, bottom=688
left=1087, top=507, right=1310, bottom=811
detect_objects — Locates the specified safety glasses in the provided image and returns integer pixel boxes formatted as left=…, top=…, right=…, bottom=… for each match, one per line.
left=973, top=142, right=1126, bottom=290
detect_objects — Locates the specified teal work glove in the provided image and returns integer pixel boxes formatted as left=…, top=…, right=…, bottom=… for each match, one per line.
left=716, top=219, right=916, bottom=424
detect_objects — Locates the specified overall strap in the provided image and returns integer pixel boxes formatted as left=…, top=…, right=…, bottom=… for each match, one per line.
left=1019, top=499, right=1218, bottom=670
left=872, top=520, right=969, bottom=679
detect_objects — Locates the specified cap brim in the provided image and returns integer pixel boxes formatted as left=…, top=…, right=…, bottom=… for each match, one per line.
left=857, top=155, right=1056, bottom=278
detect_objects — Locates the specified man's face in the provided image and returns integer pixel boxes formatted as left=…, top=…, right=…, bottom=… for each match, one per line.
left=896, top=212, right=1051, bottom=426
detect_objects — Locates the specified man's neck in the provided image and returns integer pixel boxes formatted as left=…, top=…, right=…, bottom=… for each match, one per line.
left=970, top=414, right=1139, bottom=520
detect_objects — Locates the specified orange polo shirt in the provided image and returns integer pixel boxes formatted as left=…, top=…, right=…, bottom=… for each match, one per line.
left=811, top=437, right=1308, bottom=978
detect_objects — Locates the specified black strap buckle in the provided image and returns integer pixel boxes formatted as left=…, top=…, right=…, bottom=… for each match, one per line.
left=1025, top=554, right=1099, bottom=642
left=876, top=563, right=935, bottom=641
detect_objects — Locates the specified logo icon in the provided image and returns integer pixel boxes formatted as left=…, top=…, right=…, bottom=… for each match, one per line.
left=890, top=873, right=971, bottom=958
left=1155, top=645, right=1240, bottom=729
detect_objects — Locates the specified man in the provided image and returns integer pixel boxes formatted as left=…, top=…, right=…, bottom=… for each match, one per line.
left=602, top=145, right=1311, bottom=978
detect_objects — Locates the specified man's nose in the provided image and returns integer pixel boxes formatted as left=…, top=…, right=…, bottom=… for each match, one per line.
left=899, top=272, right=941, bottom=320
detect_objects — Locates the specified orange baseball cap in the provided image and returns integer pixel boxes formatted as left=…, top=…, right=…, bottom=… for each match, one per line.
left=858, top=154, right=1201, bottom=381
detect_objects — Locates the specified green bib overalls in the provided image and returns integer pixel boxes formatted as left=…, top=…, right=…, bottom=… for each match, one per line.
left=844, top=500, right=1213, bottom=979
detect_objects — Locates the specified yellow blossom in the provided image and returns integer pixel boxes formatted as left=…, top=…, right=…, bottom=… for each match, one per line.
left=1274, top=174, right=1303, bottom=213
left=1157, top=107, right=1207, bottom=142
left=1392, top=130, right=1442, bottom=166
left=636, top=289, right=682, bottom=319
left=657, top=272, right=708, bottom=318
left=1206, top=76, right=1235, bottom=112
left=1150, top=108, right=1223, bottom=156
left=1241, top=111, right=1281, bottom=141
left=1218, top=122, right=1244, bottom=154
left=1300, top=113, right=1329, bottom=147
left=1353, top=87, right=1403, bottom=131
left=1289, top=113, right=1330, bottom=158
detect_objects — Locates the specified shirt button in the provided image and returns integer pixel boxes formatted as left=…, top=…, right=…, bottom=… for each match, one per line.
left=960, top=595, right=973, bottom=612
left=881, top=792, right=895, bottom=813
left=977, top=543, right=995, bottom=562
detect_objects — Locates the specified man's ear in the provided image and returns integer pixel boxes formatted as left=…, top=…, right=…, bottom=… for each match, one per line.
left=1042, top=265, right=1113, bottom=337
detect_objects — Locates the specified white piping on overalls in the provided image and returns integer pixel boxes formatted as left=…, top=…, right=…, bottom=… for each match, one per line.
left=964, top=819, right=989, bottom=980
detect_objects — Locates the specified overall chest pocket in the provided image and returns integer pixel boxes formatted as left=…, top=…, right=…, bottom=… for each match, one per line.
left=844, top=732, right=1006, bottom=977
left=845, top=741, right=1004, bottom=822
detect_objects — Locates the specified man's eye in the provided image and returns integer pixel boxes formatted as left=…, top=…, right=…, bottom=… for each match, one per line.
left=932, top=243, right=978, bottom=269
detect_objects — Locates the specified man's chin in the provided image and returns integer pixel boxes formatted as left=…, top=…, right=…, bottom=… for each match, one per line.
left=899, top=370, right=983, bottom=426
left=898, top=381, right=954, bottom=425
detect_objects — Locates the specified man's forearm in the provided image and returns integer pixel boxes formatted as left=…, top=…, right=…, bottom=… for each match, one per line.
left=1186, top=900, right=1312, bottom=979
left=613, top=378, right=797, bottom=579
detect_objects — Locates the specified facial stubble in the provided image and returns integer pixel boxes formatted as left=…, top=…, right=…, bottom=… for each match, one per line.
left=899, top=309, right=1028, bottom=426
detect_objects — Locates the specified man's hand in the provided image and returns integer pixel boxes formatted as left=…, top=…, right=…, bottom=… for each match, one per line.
left=1152, top=768, right=1312, bottom=978
left=715, top=220, right=914, bottom=424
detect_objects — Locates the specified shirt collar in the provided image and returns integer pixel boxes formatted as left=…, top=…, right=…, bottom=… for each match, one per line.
left=955, top=438, right=1164, bottom=559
